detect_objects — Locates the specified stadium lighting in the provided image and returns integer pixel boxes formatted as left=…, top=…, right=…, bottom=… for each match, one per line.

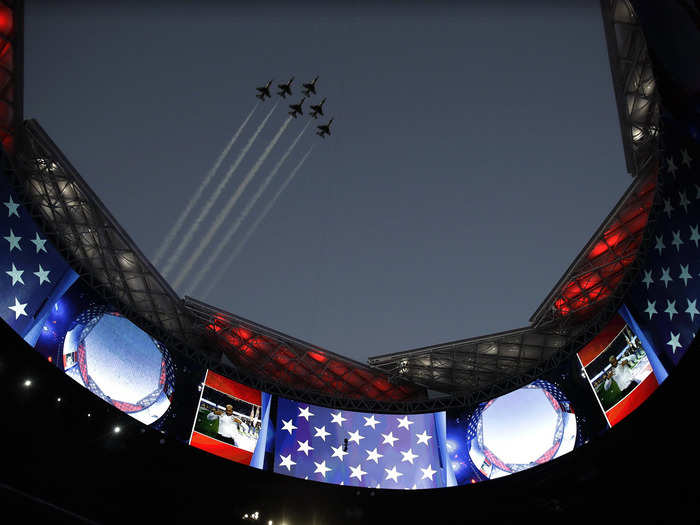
left=87, top=413, right=91, bottom=417
left=57, top=397, right=62, bottom=402
left=23, top=379, right=32, bottom=387
left=114, top=426, right=121, bottom=434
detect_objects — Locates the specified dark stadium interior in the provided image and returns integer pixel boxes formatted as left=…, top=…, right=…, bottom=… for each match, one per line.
left=2, top=1, right=700, bottom=523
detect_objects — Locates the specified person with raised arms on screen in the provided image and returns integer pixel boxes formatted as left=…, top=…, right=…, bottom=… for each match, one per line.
left=609, top=354, right=639, bottom=396
left=207, top=404, right=242, bottom=446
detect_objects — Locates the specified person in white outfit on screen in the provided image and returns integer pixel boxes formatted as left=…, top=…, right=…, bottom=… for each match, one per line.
left=207, top=404, right=240, bottom=446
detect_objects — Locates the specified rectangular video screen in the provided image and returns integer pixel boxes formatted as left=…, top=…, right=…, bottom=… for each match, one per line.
left=189, top=370, right=270, bottom=467
left=273, top=397, right=445, bottom=489
left=577, top=314, right=658, bottom=427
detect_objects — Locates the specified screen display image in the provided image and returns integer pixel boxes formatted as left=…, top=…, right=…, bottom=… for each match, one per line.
left=578, top=319, right=658, bottom=427
left=273, top=398, right=445, bottom=489
left=189, top=370, right=270, bottom=466
left=32, top=279, right=175, bottom=425
left=446, top=379, right=578, bottom=485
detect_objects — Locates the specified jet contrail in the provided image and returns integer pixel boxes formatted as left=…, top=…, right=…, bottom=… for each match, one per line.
left=172, top=115, right=294, bottom=289
left=162, top=101, right=278, bottom=277
left=153, top=104, right=258, bottom=266
left=200, top=145, right=315, bottom=298
left=185, top=120, right=312, bottom=295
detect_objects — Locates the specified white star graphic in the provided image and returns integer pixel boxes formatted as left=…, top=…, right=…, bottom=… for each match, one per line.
left=331, top=444, right=349, bottom=461
left=691, top=225, right=700, bottom=248
left=665, top=300, right=678, bottom=321
left=654, top=235, right=665, bottom=255
left=4, top=195, right=20, bottom=217
left=5, top=263, right=24, bottom=286
left=34, top=265, right=51, bottom=285
left=641, top=269, right=653, bottom=289
left=686, top=299, right=699, bottom=322
left=8, top=297, right=28, bottom=319
left=400, top=449, right=419, bottom=464
left=314, top=460, right=331, bottom=478
left=644, top=300, right=657, bottom=320
left=30, top=233, right=47, bottom=254
left=281, top=418, right=297, bottom=434
left=667, top=156, right=678, bottom=175
left=4, top=229, right=21, bottom=251
left=279, top=454, right=296, bottom=471
left=365, top=447, right=384, bottom=464
left=681, top=148, right=693, bottom=167
left=667, top=332, right=682, bottom=354
left=664, top=198, right=674, bottom=218
left=298, top=406, right=314, bottom=421
left=396, top=416, right=414, bottom=430
left=297, top=440, right=314, bottom=456
left=416, top=430, right=432, bottom=446
left=420, top=465, right=437, bottom=481
left=349, top=464, right=367, bottom=482
left=679, top=191, right=690, bottom=213
left=671, top=230, right=684, bottom=251
left=381, top=432, right=399, bottom=447
left=660, top=267, right=673, bottom=287
left=313, top=425, right=330, bottom=441
left=384, top=465, right=404, bottom=483
left=330, top=411, right=347, bottom=426
left=363, top=415, right=380, bottom=429
left=679, top=264, right=692, bottom=286
left=347, top=429, right=365, bottom=445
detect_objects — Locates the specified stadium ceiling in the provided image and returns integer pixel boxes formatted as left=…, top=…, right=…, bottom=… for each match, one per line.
left=600, top=0, right=660, bottom=178
left=368, top=0, right=661, bottom=395
left=4, top=0, right=664, bottom=410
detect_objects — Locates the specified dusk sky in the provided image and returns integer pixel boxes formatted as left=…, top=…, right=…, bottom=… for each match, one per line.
left=24, top=1, right=631, bottom=363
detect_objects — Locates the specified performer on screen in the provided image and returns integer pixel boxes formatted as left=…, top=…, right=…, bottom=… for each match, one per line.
left=207, top=404, right=242, bottom=446
left=609, top=354, right=639, bottom=397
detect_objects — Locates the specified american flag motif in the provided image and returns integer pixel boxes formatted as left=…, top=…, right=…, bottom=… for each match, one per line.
left=1, top=173, right=77, bottom=341
left=625, top=119, right=700, bottom=368
left=273, top=398, right=445, bottom=489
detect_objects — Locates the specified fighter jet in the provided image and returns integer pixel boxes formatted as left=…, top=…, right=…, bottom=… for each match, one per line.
left=288, top=97, right=306, bottom=118
left=302, top=76, right=319, bottom=97
left=277, top=77, right=294, bottom=98
left=255, top=80, right=273, bottom=100
left=309, top=98, right=326, bottom=119
left=316, top=118, right=333, bottom=138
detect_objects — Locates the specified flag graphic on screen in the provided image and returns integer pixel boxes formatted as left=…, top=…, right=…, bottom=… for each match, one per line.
left=624, top=119, right=699, bottom=368
left=274, top=398, right=444, bottom=489
left=0, top=177, right=77, bottom=341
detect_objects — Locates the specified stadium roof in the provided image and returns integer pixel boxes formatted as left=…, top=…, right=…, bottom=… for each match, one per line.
left=368, top=0, right=661, bottom=395
left=4, top=0, right=663, bottom=407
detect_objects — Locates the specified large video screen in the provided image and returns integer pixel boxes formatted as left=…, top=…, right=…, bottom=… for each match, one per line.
left=189, top=370, right=272, bottom=468
left=446, top=378, right=579, bottom=484
left=274, top=398, right=445, bottom=489
left=1, top=177, right=78, bottom=344
left=33, top=279, right=176, bottom=425
left=577, top=314, right=660, bottom=427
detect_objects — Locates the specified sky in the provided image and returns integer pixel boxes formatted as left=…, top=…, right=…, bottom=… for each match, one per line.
left=24, top=1, right=631, bottom=363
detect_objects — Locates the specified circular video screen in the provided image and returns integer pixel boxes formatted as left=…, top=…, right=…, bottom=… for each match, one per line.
left=62, top=310, right=175, bottom=425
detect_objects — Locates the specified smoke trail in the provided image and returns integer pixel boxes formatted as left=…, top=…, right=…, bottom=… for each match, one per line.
left=162, top=101, right=278, bottom=277
left=200, top=145, right=315, bottom=298
left=185, top=120, right=311, bottom=295
left=172, top=116, right=293, bottom=289
left=153, top=104, right=258, bottom=266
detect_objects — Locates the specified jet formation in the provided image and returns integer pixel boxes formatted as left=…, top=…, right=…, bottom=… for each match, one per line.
left=255, top=76, right=335, bottom=139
